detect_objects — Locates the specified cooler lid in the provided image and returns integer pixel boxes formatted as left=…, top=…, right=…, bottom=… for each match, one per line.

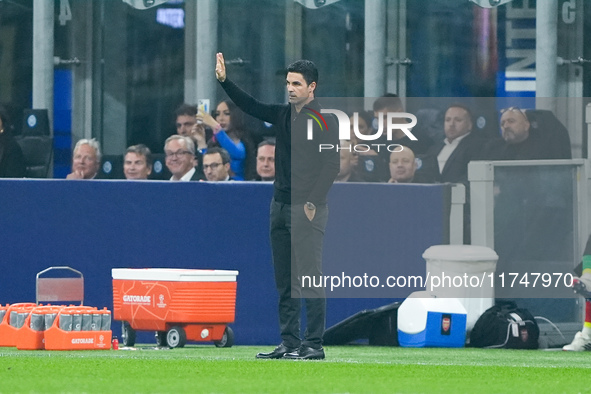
left=112, top=268, right=239, bottom=282
left=422, top=245, right=498, bottom=262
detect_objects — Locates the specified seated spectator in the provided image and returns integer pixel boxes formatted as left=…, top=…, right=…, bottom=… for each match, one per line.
left=164, top=135, right=202, bottom=181
left=388, top=146, right=418, bottom=183
left=174, top=103, right=198, bottom=140
left=174, top=103, right=206, bottom=180
left=349, top=110, right=375, bottom=142
left=335, top=139, right=362, bottom=183
left=349, top=111, right=388, bottom=182
left=197, top=99, right=256, bottom=180
left=415, top=104, right=485, bottom=184
left=202, top=147, right=233, bottom=182
left=372, top=94, right=431, bottom=156
left=123, top=144, right=152, bottom=180
left=482, top=107, right=572, bottom=160
left=255, top=139, right=275, bottom=181
left=66, top=139, right=101, bottom=179
left=0, top=105, right=25, bottom=178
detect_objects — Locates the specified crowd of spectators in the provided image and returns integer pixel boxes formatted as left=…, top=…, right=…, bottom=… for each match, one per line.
left=0, top=96, right=573, bottom=185
left=335, top=96, right=572, bottom=186
left=0, top=101, right=276, bottom=183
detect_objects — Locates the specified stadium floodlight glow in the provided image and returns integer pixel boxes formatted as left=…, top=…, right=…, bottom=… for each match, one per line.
left=469, top=0, right=514, bottom=8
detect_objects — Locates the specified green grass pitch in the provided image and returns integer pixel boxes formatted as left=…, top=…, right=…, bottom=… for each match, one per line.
left=1, top=345, right=590, bottom=393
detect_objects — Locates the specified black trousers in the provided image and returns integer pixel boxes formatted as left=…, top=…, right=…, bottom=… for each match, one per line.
left=270, top=199, right=328, bottom=349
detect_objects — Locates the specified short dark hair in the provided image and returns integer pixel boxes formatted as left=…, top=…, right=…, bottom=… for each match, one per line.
left=174, top=103, right=197, bottom=118
left=445, top=103, right=474, bottom=124
left=125, top=144, right=153, bottom=167
left=373, top=94, right=403, bottom=112
left=258, top=137, right=276, bottom=149
left=286, top=60, right=318, bottom=86
left=205, top=147, right=231, bottom=165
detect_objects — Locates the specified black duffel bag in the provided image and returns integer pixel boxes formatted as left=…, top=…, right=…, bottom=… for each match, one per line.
left=470, top=301, right=539, bottom=349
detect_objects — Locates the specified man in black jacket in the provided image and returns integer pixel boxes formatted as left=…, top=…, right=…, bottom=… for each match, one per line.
left=482, top=107, right=571, bottom=161
left=216, top=53, right=339, bottom=360
left=414, top=104, right=485, bottom=244
left=416, top=104, right=485, bottom=184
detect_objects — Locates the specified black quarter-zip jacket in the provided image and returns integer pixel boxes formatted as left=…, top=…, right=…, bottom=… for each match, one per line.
left=220, top=78, right=340, bottom=205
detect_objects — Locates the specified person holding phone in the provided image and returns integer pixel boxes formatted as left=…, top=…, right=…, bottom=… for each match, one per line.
left=196, top=100, right=255, bottom=181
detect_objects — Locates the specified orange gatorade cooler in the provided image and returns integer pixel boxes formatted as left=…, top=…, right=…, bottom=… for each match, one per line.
left=112, top=268, right=238, bottom=348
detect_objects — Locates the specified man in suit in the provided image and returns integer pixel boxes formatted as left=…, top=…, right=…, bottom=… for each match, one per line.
left=255, top=139, right=276, bottom=181
left=415, top=104, right=485, bottom=243
left=387, top=146, right=418, bottom=183
left=202, top=147, right=234, bottom=182
left=416, top=104, right=484, bottom=184
left=164, top=135, right=203, bottom=181
left=335, top=139, right=363, bottom=183
left=66, top=139, right=102, bottom=180
left=123, top=144, right=152, bottom=180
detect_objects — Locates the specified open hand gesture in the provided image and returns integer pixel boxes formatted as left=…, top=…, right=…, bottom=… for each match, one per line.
left=215, top=52, right=226, bottom=82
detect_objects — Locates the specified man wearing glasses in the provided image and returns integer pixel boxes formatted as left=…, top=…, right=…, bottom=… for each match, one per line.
left=202, top=147, right=233, bottom=182
left=164, top=135, right=203, bottom=181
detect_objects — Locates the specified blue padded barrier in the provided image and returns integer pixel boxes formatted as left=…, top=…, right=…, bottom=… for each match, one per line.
left=0, top=180, right=450, bottom=345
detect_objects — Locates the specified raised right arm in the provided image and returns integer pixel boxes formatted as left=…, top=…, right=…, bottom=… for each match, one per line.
left=216, top=53, right=284, bottom=125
